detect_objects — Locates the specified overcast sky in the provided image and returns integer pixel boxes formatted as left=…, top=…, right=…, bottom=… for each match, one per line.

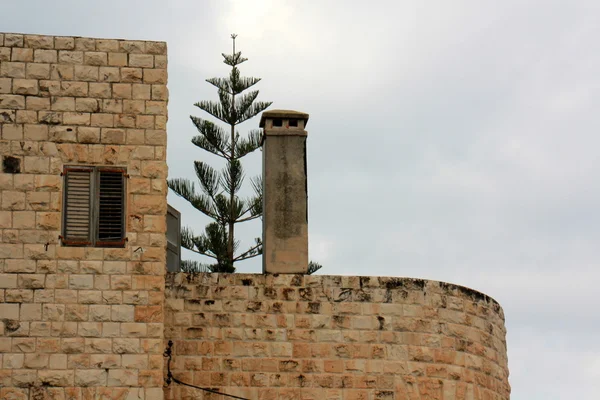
left=3, top=0, right=600, bottom=398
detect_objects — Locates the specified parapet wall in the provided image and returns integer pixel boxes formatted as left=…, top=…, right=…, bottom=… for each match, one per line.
left=164, top=273, right=510, bottom=400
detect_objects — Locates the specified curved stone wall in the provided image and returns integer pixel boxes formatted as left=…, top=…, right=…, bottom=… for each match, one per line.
left=164, top=273, right=509, bottom=400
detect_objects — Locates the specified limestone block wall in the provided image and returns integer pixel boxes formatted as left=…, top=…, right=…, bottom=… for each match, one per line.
left=164, top=273, right=510, bottom=400
left=0, top=33, right=168, bottom=400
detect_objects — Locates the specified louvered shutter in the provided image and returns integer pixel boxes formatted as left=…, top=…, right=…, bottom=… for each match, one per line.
left=97, top=168, right=126, bottom=246
left=62, top=167, right=92, bottom=245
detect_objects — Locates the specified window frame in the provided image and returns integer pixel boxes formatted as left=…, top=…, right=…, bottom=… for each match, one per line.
left=61, top=165, right=127, bottom=248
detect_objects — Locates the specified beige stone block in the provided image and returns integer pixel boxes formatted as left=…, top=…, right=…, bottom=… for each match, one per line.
left=34, top=49, right=58, bottom=63
left=39, top=79, right=61, bottom=97
left=108, top=52, right=127, bottom=67
left=0, top=46, right=10, bottom=61
left=0, top=94, right=25, bottom=109
left=113, top=338, right=140, bottom=354
left=99, top=128, right=125, bottom=144
left=119, top=41, right=145, bottom=53
left=96, top=39, right=119, bottom=52
left=26, top=96, right=50, bottom=110
left=90, top=113, right=114, bottom=127
left=102, top=290, right=122, bottom=304
left=154, top=55, right=167, bottom=69
left=111, top=83, right=131, bottom=99
left=111, top=305, right=134, bottom=322
left=49, top=354, right=68, bottom=369
left=78, top=322, right=102, bottom=337
left=84, top=83, right=111, bottom=99
left=121, top=67, right=142, bottom=83
left=11, top=48, right=33, bottom=62
left=23, top=156, right=49, bottom=173
left=69, top=275, right=94, bottom=290
left=101, top=98, right=121, bottom=112
left=84, top=51, right=107, bottom=66
left=90, top=354, right=120, bottom=368
left=114, top=113, right=136, bottom=128
left=40, top=369, right=74, bottom=386
left=3, top=353, right=24, bottom=368
left=5, top=34, right=24, bottom=47
left=35, top=211, right=59, bottom=229
left=129, top=54, right=154, bottom=68
left=2, top=191, right=26, bottom=210
left=75, top=37, right=96, bottom=51
left=98, top=66, right=120, bottom=83
left=12, top=79, right=38, bottom=95
left=61, top=81, right=88, bottom=96
left=60, top=51, right=85, bottom=67
left=2, top=123, right=23, bottom=139
left=101, top=322, right=119, bottom=338
left=16, top=110, right=37, bottom=123
left=132, top=145, right=154, bottom=160
left=74, top=369, right=107, bottom=387
left=25, top=65, right=49, bottom=82
left=49, top=125, right=77, bottom=142
left=24, top=353, right=49, bottom=369
left=86, top=338, right=112, bottom=354
left=43, top=304, right=65, bottom=321
left=0, top=77, right=12, bottom=93
left=77, top=126, right=100, bottom=143
left=22, top=125, right=47, bottom=142
left=75, top=98, right=99, bottom=112
left=20, top=303, right=42, bottom=320
left=51, top=96, right=75, bottom=111
left=67, top=353, right=90, bottom=368
left=63, top=112, right=90, bottom=125
left=120, top=322, right=147, bottom=337
left=131, top=83, right=150, bottom=100
left=55, top=37, right=75, bottom=50
left=108, top=369, right=138, bottom=386
left=4, top=289, right=33, bottom=303
left=151, top=84, right=167, bottom=100
left=145, top=100, right=166, bottom=115
left=144, top=69, right=167, bottom=84
left=24, top=35, right=54, bottom=49
left=145, top=129, right=166, bottom=145
left=5, top=258, right=34, bottom=273
left=50, top=64, right=75, bottom=81
left=89, top=305, right=111, bottom=321
left=18, top=274, right=45, bottom=289
left=0, top=211, right=12, bottom=228
left=0, top=303, right=20, bottom=319
left=74, top=65, right=99, bottom=81
left=38, top=111, right=61, bottom=124
left=0, top=273, right=17, bottom=288
left=1, top=62, right=25, bottom=78
left=13, top=210, right=36, bottom=228
left=122, top=99, right=144, bottom=114
left=141, top=161, right=167, bottom=179
left=78, top=290, right=102, bottom=304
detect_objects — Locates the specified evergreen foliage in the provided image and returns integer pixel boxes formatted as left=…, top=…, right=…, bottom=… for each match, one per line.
left=168, top=34, right=272, bottom=273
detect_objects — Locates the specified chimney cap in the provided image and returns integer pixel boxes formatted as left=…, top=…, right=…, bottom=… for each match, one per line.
left=260, top=109, right=309, bottom=128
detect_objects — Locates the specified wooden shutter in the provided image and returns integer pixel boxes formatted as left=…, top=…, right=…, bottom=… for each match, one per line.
left=96, top=168, right=126, bottom=246
left=62, top=167, right=92, bottom=245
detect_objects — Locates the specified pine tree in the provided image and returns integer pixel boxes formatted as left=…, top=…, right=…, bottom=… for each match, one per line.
left=168, top=34, right=272, bottom=273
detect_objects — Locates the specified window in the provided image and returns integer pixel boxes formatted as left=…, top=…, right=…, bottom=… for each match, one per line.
left=61, top=166, right=127, bottom=247
left=166, top=205, right=181, bottom=272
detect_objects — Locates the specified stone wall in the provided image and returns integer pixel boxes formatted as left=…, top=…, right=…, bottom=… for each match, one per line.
left=164, top=273, right=510, bottom=400
left=0, top=33, right=168, bottom=400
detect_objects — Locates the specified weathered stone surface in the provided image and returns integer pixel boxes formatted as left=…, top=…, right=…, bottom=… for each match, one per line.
left=165, top=273, right=510, bottom=400
left=0, top=32, right=168, bottom=397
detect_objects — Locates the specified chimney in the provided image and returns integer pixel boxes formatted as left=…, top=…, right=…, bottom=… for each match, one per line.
left=260, top=110, right=310, bottom=274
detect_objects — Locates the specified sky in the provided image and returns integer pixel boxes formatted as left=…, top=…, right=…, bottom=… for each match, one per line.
left=2, top=0, right=600, bottom=398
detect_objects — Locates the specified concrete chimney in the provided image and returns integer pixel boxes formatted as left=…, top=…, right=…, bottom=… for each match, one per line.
left=260, top=110, right=309, bottom=274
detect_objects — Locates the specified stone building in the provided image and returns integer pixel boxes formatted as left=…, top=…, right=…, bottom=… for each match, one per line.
left=0, top=32, right=510, bottom=400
